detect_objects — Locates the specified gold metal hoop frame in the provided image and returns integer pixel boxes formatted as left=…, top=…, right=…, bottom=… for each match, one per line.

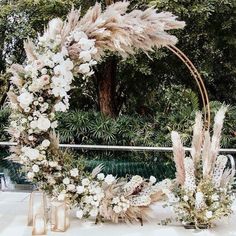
left=166, top=45, right=211, bottom=129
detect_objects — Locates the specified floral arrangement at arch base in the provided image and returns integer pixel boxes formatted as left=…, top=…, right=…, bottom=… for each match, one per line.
left=7, top=1, right=185, bottom=225
left=169, top=106, right=235, bottom=229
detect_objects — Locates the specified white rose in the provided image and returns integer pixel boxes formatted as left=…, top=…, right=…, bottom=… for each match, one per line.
left=205, top=211, right=213, bottom=219
left=97, top=173, right=105, bottom=181
left=76, top=186, right=84, bottom=194
left=27, top=172, right=35, bottom=179
left=17, top=92, right=34, bottom=108
left=63, top=177, right=70, bottom=185
left=79, top=51, right=92, bottom=62
left=32, top=164, right=39, bottom=173
left=82, top=178, right=90, bottom=186
left=78, top=63, right=90, bottom=74
left=89, top=208, right=98, bottom=217
left=42, top=139, right=50, bottom=147
left=113, top=205, right=122, bottom=214
left=76, top=209, right=84, bottom=219
left=70, top=168, right=79, bottom=177
left=104, top=174, right=115, bottom=185
left=149, top=176, right=156, bottom=184
left=37, top=117, right=51, bottom=131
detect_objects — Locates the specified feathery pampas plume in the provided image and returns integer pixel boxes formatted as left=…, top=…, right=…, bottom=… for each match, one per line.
left=63, top=2, right=185, bottom=60
left=171, top=131, right=185, bottom=185
left=191, top=112, right=203, bottom=166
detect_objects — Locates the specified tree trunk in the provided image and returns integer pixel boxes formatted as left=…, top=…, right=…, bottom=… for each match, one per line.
left=95, top=57, right=118, bottom=117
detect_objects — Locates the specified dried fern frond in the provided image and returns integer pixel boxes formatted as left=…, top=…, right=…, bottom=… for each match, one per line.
left=171, top=131, right=185, bottom=185
left=191, top=112, right=203, bottom=166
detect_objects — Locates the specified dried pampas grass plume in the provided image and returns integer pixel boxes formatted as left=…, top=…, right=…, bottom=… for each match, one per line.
left=64, top=1, right=185, bottom=60
left=171, top=131, right=185, bottom=185
left=191, top=112, right=203, bottom=166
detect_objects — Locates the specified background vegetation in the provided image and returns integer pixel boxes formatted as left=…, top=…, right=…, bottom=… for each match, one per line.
left=0, top=0, right=235, bottom=181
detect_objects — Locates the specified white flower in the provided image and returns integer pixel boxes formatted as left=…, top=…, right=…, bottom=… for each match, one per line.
left=78, top=63, right=90, bottom=74
left=97, top=173, right=105, bottom=180
left=51, top=121, right=58, bottom=129
left=211, top=194, right=219, bottom=201
left=113, top=205, right=122, bottom=214
left=24, top=147, right=40, bottom=160
left=54, top=102, right=67, bottom=112
left=205, top=211, right=213, bottom=219
left=30, top=120, right=38, bottom=129
left=67, top=184, right=76, bottom=191
left=58, top=192, right=66, bottom=201
left=70, top=168, right=79, bottom=177
left=17, top=92, right=34, bottom=109
left=76, top=209, right=83, bottom=219
left=27, top=172, right=35, bottom=179
left=112, top=197, right=120, bottom=204
left=183, top=195, right=189, bottom=202
left=49, top=161, right=58, bottom=168
left=76, top=186, right=84, bottom=194
left=28, top=135, right=34, bottom=141
left=79, top=38, right=95, bottom=51
left=73, top=31, right=88, bottom=42
left=32, top=164, right=39, bottom=173
left=63, top=177, right=70, bottom=185
left=149, top=176, right=156, bottom=184
left=41, top=68, right=47, bottom=75
left=82, top=178, right=90, bottom=186
left=79, top=51, right=92, bottom=62
left=195, top=192, right=205, bottom=209
left=89, top=208, right=98, bottom=217
left=52, top=53, right=64, bottom=63
left=105, top=174, right=115, bottom=185
left=37, top=117, right=51, bottom=131
left=42, top=139, right=50, bottom=147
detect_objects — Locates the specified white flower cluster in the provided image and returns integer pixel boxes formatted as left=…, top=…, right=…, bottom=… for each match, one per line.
left=65, top=30, right=97, bottom=77
left=76, top=179, right=105, bottom=219
left=112, top=196, right=130, bottom=214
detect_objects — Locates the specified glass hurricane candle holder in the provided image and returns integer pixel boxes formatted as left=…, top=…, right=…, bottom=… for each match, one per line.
left=50, top=200, right=70, bottom=232
left=32, top=213, right=47, bottom=236
left=28, top=191, right=47, bottom=227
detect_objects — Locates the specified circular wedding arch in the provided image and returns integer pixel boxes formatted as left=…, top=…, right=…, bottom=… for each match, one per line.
left=7, top=1, right=211, bottom=224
